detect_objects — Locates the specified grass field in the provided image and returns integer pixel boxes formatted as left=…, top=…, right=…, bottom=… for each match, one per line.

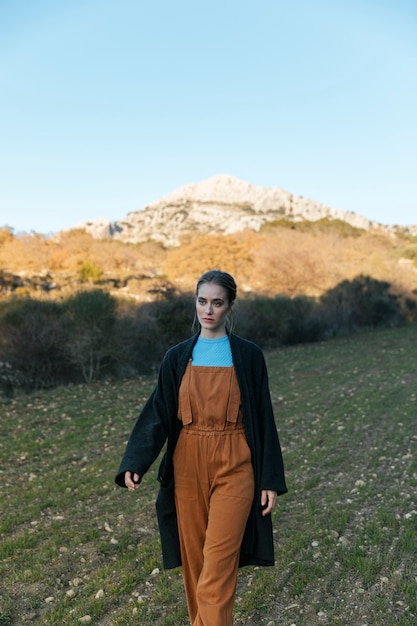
left=1, top=324, right=416, bottom=625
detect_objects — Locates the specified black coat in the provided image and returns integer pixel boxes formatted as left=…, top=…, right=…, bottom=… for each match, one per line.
left=115, top=332, right=287, bottom=569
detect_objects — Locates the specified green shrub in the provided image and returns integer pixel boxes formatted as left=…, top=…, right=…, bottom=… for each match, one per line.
left=319, top=275, right=403, bottom=337
left=285, top=295, right=323, bottom=344
left=79, top=260, right=103, bottom=283
left=236, top=296, right=292, bottom=346
left=114, top=311, right=163, bottom=376
left=236, top=294, right=324, bottom=347
left=119, top=291, right=194, bottom=375
left=153, top=289, right=196, bottom=345
left=0, top=276, right=407, bottom=393
left=402, top=297, right=417, bottom=322
left=64, top=290, right=117, bottom=383
left=0, top=298, right=71, bottom=390
left=261, top=217, right=364, bottom=237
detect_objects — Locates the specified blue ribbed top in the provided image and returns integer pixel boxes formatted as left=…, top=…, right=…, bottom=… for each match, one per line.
left=191, top=335, right=233, bottom=367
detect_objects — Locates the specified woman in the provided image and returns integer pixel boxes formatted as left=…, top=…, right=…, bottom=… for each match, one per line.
left=115, top=270, right=287, bottom=626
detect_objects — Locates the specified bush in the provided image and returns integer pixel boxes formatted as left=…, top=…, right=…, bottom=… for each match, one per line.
left=64, top=289, right=117, bottom=383
left=79, top=260, right=103, bottom=283
left=0, top=298, right=71, bottom=390
left=114, top=309, right=162, bottom=376
left=236, top=296, right=298, bottom=346
left=285, top=295, right=324, bottom=344
left=0, top=276, right=407, bottom=394
left=115, top=290, right=195, bottom=376
left=236, top=294, right=325, bottom=348
left=401, top=297, right=417, bottom=322
left=319, top=275, right=403, bottom=337
left=152, top=289, right=195, bottom=346
left=236, top=277, right=404, bottom=348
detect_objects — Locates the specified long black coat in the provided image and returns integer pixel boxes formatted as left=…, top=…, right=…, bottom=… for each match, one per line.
left=115, top=332, right=287, bottom=569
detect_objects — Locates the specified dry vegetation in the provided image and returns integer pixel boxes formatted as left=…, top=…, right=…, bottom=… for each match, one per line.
left=1, top=222, right=417, bottom=304
left=0, top=229, right=164, bottom=276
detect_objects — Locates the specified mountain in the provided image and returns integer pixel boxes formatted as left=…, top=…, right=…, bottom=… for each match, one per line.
left=75, top=174, right=416, bottom=246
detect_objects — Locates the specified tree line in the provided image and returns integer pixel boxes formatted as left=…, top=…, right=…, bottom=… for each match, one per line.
left=0, top=275, right=414, bottom=396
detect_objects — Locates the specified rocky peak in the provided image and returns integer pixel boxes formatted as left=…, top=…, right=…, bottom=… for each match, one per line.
left=75, top=175, right=416, bottom=246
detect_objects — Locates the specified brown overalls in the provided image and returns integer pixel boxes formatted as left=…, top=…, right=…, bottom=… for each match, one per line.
left=173, top=361, right=255, bottom=626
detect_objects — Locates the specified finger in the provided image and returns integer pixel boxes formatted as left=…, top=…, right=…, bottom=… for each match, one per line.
left=125, top=472, right=134, bottom=489
left=125, top=471, right=140, bottom=491
left=262, top=502, right=273, bottom=516
left=269, top=491, right=277, bottom=509
left=261, top=491, right=277, bottom=516
left=262, top=503, right=274, bottom=515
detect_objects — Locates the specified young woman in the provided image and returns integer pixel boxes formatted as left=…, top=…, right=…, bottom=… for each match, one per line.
left=115, top=270, right=287, bottom=626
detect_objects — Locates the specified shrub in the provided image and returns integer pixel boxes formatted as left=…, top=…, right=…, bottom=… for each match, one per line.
left=401, top=297, right=417, bottom=322
left=0, top=276, right=407, bottom=394
left=0, top=298, right=70, bottom=390
left=79, top=260, right=103, bottom=283
left=152, top=289, right=195, bottom=346
left=285, top=295, right=323, bottom=344
left=319, top=275, right=403, bottom=337
left=236, top=296, right=293, bottom=347
left=111, top=290, right=194, bottom=376
left=114, top=309, right=162, bottom=376
left=236, top=295, right=324, bottom=348
left=64, top=290, right=117, bottom=383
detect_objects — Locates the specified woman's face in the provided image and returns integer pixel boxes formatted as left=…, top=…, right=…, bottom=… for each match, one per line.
left=196, top=282, right=231, bottom=338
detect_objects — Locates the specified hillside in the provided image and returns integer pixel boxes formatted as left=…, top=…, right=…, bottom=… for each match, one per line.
left=1, top=176, right=417, bottom=304
left=1, top=221, right=417, bottom=307
left=1, top=325, right=416, bottom=625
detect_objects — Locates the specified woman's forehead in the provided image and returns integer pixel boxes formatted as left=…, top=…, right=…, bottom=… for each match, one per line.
left=197, top=282, right=228, bottom=300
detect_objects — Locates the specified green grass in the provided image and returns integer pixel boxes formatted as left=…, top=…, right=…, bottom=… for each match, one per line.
left=1, top=324, right=416, bottom=625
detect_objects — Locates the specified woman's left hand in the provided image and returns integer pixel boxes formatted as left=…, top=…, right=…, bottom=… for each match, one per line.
left=260, top=490, right=277, bottom=516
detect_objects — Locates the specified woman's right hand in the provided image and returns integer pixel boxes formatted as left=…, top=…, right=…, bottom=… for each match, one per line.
left=125, top=471, right=141, bottom=491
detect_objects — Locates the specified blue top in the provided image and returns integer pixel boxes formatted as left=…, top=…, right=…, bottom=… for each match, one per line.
left=191, top=335, right=233, bottom=367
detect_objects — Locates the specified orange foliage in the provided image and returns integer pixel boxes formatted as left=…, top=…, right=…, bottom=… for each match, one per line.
left=0, top=229, right=166, bottom=276
left=1, top=225, right=417, bottom=302
left=162, top=231, right=259, bottom=292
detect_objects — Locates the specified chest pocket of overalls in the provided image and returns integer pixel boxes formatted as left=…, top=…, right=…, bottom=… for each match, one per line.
left=177, top=362, right=241, bottom=426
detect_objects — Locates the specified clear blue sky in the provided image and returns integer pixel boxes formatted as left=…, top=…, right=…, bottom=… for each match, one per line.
left=1, top=0, right=416, bottom=234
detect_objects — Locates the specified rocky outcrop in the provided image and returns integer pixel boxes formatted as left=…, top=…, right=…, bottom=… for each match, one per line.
left=76, top=174, right=417, bottom=246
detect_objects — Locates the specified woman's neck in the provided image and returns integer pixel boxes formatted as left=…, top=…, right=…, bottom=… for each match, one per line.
left=200, top=327, right=227, bottom=339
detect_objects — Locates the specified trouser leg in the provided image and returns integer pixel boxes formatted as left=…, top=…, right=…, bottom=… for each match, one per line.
left=174, top=431, right=254, bottom=626
left=174, top=433, right=209, bottom=623
left=192, top=487, right=253, bottom=626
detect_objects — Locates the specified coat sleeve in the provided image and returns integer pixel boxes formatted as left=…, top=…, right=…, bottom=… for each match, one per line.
left=255, top=349, right=288, bottom=496
left=114, top=354, right=173, bottom=488
left=231, top=334, right=287, bottom=497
